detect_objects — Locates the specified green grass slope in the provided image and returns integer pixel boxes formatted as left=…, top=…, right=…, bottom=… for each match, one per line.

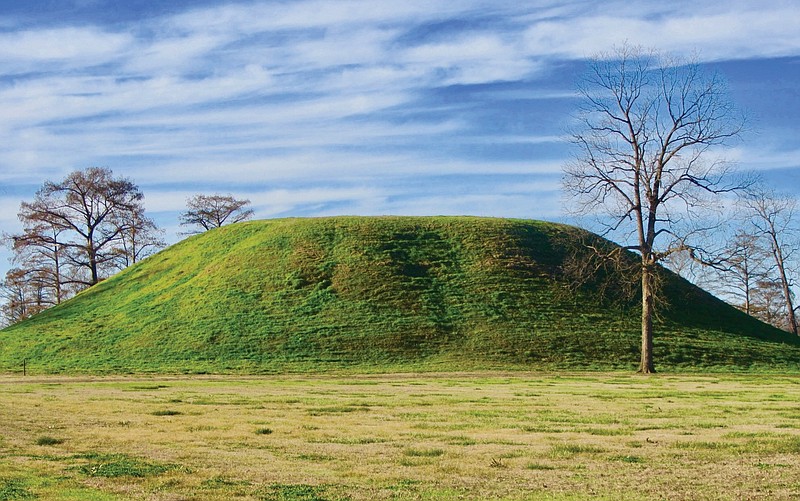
left=1, top=216, right=798, bottom=374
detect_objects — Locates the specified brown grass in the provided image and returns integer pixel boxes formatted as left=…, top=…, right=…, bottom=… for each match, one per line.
left=0, top=372, right=799, bottom=500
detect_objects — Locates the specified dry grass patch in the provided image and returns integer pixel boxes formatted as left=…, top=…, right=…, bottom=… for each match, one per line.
left=0, top=373, right=799, bottom=499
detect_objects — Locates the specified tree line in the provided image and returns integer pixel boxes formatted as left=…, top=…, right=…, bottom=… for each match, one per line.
left=1, top=167, right=253, bottom=325
left=708, top=187, right=798, bottom=335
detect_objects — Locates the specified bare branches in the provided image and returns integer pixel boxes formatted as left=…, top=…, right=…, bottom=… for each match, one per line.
left=179, top=194, right=254, bottom=234
left=739, top=186, right=798, bottom=334
left=563, top=43, right=745, bottom=372
left=8, top=167, right=160, bottom=309
left=567, top=45, right=745, bottom=262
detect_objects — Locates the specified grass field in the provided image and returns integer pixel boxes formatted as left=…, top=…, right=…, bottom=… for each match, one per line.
left=1, top=373, right=799, bottom=500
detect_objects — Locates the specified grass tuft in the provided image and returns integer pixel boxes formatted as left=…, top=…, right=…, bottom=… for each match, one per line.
left=34, top=436, right=64, bottom=446
left=151, top=409, right=181, bottom=416
left=550, top=443, right=606, bottom=458
left=258, top=483, right=328, bottom=501
left=403, top=447, right=444, bottom=458
left=526, top=463, right=557, bottom=470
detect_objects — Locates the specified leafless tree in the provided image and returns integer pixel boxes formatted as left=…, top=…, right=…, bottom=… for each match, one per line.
left=740, top=187, right=798, bottom=335
left=752, top=280, right=789, bottom=328
left=17, top=167, right=149, bottom=287
left=2, top=168, right=160, bottom=324
left=112, top=206, right=165, bottom=268
left=563, top=44, right=745, bottom=372
left=714, top=230, right=771, bottom=316
left=179, top=194, right=254, bottom=233
left=6, top=218, right=70, bottom=306
left=0, top=267, right=53, bottom=325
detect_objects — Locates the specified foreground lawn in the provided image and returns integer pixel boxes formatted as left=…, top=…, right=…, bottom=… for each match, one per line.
left=0, top=373, right=799, bottom=500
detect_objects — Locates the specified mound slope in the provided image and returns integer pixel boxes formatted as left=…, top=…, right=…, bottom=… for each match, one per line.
left=1, top=216, right=798, bottom=373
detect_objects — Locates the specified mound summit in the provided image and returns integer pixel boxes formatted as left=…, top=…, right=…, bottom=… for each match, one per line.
left=1, top=216, right=798, bottom=373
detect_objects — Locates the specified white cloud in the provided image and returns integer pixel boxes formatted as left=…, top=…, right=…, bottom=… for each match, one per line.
left=165, top=0, right=486, bottom=34
left=401, top=33, right=537, bottom=84
left=0, top=196, right=21, bottom=228
left=521, top=6, right=800, bottom=62
left=726, top=145, right=800, bottom=172
left=0, top=27, right=132, bottom=66
left=124, top=32, right=231, bottom=74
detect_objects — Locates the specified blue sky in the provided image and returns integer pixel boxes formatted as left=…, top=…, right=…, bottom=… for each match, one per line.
left=1, top=0, right=799, bottom=277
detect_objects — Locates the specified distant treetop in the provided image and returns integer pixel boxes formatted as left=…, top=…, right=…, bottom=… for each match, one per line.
left=179, top=193, right=254, bottom=233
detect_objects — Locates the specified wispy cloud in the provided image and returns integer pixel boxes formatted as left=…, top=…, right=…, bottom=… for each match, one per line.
left=0, top=27, right=132, bottom=70
left=521, top=3, right=800, bottom=61
left=1, top=0, right=799, bottom=248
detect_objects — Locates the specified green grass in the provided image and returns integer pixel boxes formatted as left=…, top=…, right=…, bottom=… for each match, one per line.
left=151, top=409, right=181, bottom=416
left=403, top=447, right=445, bottom=457
left=34, top=436, right=65, bottom=446
left=0, top=216, right=798, bottom=374
left=73, top=453, right=181, bottom=478
left=0, top=479, right=34, bottom=500
left=258, top=483, right=329, bottom=501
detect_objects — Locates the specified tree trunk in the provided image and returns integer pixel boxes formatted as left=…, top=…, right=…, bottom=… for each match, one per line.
left=88, top=247, right=99, bottom=285
left=778, top=270, right=798, bottom=335
left=639, top=265, right=656, bottom=373
left=772, top=242, right=798, bottom=335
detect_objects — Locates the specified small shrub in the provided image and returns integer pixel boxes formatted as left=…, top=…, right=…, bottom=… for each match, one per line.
left=255, top=427, right=273, bottom=435
left=35, top=436, right=64, bottom=446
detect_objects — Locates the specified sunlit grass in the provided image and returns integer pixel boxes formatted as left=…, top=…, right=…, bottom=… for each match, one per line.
left=0, top=373, right=799, bottom=499
left=2, top=216, right=799, bottom=375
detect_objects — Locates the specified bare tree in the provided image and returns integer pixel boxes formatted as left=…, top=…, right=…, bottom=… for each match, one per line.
left=717, top=230, right=771, bottom=316
left=179, top=194, right=254, bottom=233
left=6, top=218, right=70, bottom=306
left=0, top=267, right=53, bottom=325
left=563, top=44, right=745, bottom=373
left=18, top=167, right=148, bottom=287
left=741, top=187, right=798, bottom=335
left=112, top=206, right=165, bottom=268
left=2, top=167, right=161, bottom=324
left=752, top=279, right=789, bottom=328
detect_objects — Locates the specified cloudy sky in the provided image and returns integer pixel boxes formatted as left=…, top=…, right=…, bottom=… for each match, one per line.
left=1, top=0, right=799, bottom=275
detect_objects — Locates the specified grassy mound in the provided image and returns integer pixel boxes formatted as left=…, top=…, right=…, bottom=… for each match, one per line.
left=1, top=216, right=798, bottom=373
